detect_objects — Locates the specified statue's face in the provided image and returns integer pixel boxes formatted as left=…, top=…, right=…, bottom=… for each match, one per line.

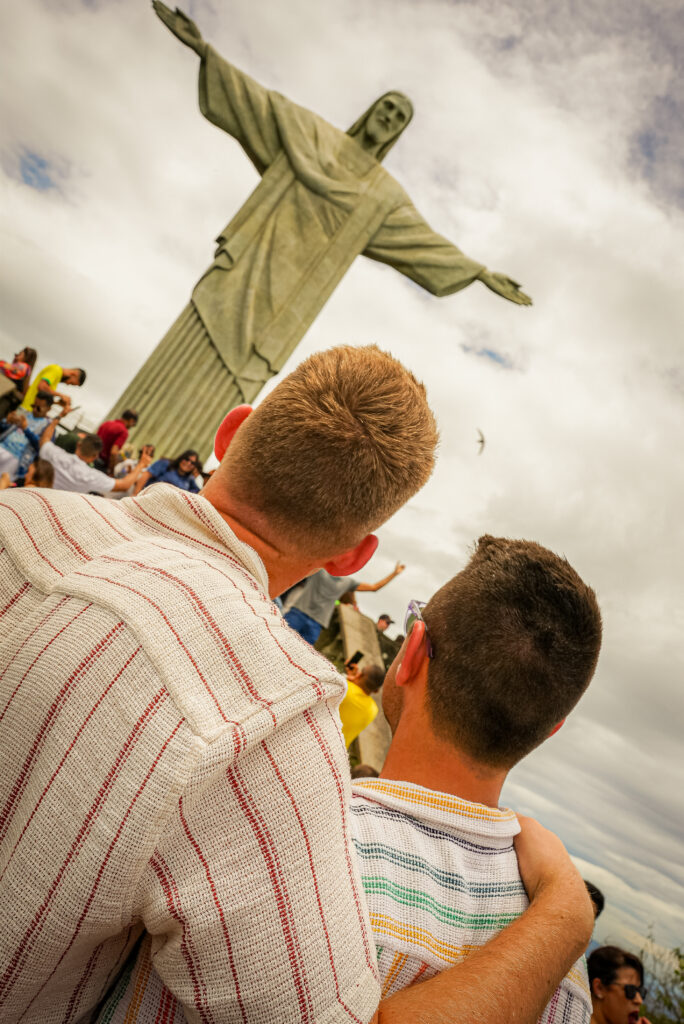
left=365, top=93, right=412, bottom=146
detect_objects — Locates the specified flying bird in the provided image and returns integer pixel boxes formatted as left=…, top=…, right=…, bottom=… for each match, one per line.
left=477, top=429, right=485, bottom=455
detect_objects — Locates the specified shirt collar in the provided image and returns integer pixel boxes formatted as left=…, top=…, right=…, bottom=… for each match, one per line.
left=127, top=484, right=270, bottom=594
left=352, top=777, right=519, bottom=840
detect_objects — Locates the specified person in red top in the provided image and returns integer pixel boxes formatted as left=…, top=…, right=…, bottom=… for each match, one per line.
left=96, top=408, right=138, bottom=471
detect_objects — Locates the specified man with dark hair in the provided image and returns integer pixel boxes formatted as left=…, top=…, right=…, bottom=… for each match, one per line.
left=350, top=535, right=602, bottom=1019
left=376, top=612, right=403, bottom=670
left=96, top=409, right=139, bottom=471
left=38, top=419, right=151, bottom=494
left=584, top=880, right=605, bottom=919
left=20, top=364, right=86, bottom=414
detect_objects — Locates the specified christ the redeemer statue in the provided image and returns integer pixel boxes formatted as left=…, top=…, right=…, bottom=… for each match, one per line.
left=111, top=2, right=531, bottom=460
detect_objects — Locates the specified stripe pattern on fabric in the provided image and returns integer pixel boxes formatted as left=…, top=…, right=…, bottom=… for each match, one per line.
left=0, top=486, right=379, bottom=1023
left=350, top=778, right=592, bottom=1023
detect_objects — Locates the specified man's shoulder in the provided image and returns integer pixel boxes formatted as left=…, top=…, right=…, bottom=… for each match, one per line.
left=76, top=459, right=112, bottom=489
left=350, top=779, right=520, bottom=848
left=40, top=439, right=76, bottom=472
left=0, top=488, right=345, bottom=741
left=316, top=571, right=357, bottom=600
left=345, top=681, right=374, bottom=709
left=42, top=444, right=111, bottom=491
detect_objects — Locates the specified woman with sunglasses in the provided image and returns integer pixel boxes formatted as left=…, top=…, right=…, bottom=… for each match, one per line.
left=588, top=945, right=651, bottom=1024
left=133, top=448, right=202, bottom=495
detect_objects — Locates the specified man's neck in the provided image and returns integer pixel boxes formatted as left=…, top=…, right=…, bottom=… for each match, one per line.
left=202, top=489, right=320, bottom=598
left=380, top=713, right=506, bottom=809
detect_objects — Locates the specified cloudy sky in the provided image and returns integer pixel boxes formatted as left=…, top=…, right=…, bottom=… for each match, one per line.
left=2, top=0, right=683, bottom=957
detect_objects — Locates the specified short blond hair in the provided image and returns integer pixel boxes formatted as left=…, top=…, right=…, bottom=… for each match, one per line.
left=222, top=345, right=438, bottom=552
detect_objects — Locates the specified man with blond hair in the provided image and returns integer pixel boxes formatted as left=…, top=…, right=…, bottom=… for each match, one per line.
left=0, top=347, right=592, bottom=1024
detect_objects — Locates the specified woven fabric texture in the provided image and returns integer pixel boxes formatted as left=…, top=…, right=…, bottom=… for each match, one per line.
left=350, top=778, right=592, bottom=1022
left=0, top=484, right=379, bottom=1023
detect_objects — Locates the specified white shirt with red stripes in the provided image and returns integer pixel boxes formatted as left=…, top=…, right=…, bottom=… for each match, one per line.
left=0, top=484, right=379, bottom=1023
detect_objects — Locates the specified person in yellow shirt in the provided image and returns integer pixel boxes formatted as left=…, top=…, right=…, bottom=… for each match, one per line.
left=21, top=364, right=86, bottom=412
left=339, top=663, right=385, bottom=747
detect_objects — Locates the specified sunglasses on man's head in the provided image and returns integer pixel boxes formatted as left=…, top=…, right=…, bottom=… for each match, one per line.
left=403, top=599, right=434, bottom=658
left=611, top=983, right=647, bottom=1000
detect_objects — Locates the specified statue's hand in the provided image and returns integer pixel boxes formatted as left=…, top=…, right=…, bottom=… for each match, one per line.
left=152, top=2, right=204, bottom=54
left=480, top=270, right=532, bottom=306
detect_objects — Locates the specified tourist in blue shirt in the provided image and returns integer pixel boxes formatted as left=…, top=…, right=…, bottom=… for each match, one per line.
left=0, top=393, right=60, bottom=481
left=134, top=449, right=201, bottom=494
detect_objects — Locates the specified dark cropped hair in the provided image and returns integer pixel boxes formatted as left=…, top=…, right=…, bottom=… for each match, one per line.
left=33, top=393, right=54, bottom=409
left=588, top=946, right=643, bottom=988
left=424, top=535, right=602, bottom=768
left=76, top=368, right=87, bottom=386
left=361, top=665, right=385, bottom=693
left=121, top=409, right=138, bottom=424
left=78, top=433, right=103, bottom=459
left=584, top=880, right=605, bottom=918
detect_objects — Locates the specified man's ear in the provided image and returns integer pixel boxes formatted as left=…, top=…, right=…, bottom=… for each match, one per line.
left=323, top=534, right=378, bottom=576
left=591, top=978, right=604, bottom=1000
left=548, top=718, right=566, bottom=738
left=214, top=405, right=252, bottom=461
left=396, top=621, right=429, bottom=688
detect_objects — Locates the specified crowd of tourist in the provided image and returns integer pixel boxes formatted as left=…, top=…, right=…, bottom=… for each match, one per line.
left=0, top=353, right=209, bottom=500
left=0, top=344, right=656, bottom=1024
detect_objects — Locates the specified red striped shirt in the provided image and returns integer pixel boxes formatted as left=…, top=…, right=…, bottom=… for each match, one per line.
left=0, top=485, right=379, bottom=1023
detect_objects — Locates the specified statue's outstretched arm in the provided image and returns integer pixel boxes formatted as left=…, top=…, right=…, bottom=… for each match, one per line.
left=365, top=202, right=485, bottom=298
left=366, top=202, right=532, bottom=305
left=152, top=2, right=206, bottom=57
left=153, top=2, right=282, bottom=174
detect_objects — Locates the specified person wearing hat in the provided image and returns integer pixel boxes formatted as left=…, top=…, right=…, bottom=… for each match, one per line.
left=377, top=612, right=405, bottom=671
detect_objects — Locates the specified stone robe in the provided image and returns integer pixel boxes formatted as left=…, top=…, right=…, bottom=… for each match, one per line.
left=111, top=47, right=485, bottom=460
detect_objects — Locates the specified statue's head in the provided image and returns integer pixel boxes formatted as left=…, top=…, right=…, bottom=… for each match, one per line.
left=348, top=91, right=413, bottom=160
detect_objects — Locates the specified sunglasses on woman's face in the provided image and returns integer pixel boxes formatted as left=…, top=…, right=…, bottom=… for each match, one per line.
left=611, top=983, right=647, bottom=1000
